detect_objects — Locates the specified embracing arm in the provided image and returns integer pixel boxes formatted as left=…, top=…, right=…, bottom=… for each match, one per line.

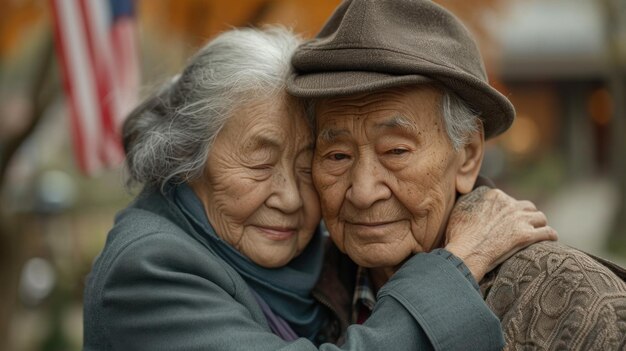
left=85, top=231, right=504, bottom=351
left=354, top=251, right=505, bottom=351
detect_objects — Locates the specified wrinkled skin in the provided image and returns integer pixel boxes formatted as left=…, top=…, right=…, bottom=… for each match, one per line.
left=446, top=186, right=554, bottom=281
left=191, top=94, right=321, bottom=268
left=313, top=85, right=556, bottom=284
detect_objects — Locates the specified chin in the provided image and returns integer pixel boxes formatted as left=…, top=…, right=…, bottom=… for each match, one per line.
left=251, top=252, right=295, bottom=268
left=346, top=241, right=413, bottom=268
left=349, top=250, right=406, bottom=269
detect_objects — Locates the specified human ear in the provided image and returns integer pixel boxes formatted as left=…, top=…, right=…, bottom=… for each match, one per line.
left=455, top=128, right=485, bottom=194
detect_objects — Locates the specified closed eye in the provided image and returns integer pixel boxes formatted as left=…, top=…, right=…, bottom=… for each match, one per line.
left=387, top=148, right=409, bottom=155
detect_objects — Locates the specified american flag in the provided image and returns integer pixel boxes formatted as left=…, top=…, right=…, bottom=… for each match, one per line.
left=51, top=0, right=140, bottom=175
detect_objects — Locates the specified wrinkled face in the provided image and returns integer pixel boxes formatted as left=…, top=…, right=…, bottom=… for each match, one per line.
left=313, top=86, right=466, bottom=268
left=192, top=94, right=320, bottom=268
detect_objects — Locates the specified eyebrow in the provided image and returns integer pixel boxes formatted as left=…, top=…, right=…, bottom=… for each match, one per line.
left=249, top=135, right=281, bottom=150
left=317, top=128, right=350, bottom=144
left=317, top=115, right=418, bottom=143
left=249, top=135, right=314, bottom=156
left=374, top=115, right=417, bottom=133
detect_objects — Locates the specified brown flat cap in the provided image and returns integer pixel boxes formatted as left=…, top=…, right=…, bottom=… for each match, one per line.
left=287, top=0, right=515, bottom=139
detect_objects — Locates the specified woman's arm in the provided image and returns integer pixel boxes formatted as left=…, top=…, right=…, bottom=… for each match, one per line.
left=86, top=231, right=503, bottom=351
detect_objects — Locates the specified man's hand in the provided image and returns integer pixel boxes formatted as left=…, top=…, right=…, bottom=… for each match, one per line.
left=444, top=186, right=558, bottom=282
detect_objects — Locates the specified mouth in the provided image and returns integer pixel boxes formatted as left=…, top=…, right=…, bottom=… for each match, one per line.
left=254, top=226, right=297, bottom=241
left=343, top=219, right=405, bottom=239
left=347, top=220, right=396, bottom=227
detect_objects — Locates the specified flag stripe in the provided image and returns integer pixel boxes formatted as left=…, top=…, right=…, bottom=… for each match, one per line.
left=111, top=18, right=140, bottom=125
left=52, top=0, right=104, bottom=173
left=78, top=0, right=121, bottom=166
left=50, top=0, right=139, bottom=174
left=77, top=0, right=110, bottom=165
left=50, top=0, right=88, bottom=172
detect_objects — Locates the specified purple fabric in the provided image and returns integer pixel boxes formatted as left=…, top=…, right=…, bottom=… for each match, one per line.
left=251, top=290, right=299, bottom=341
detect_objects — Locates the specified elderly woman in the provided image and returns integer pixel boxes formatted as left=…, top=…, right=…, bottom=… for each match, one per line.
left=83, top=27, right=552, bottom=350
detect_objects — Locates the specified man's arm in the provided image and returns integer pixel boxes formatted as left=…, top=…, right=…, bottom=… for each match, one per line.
left=445, top=186, right=558, bottom=281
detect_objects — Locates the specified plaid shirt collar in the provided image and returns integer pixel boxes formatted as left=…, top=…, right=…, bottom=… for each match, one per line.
left=352, top=265, right=376, bottom=324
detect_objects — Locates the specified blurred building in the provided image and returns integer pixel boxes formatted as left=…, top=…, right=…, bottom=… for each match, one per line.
left=489, top=0, right=625, bottom=181
left=486, top=0, right=626, bottom=261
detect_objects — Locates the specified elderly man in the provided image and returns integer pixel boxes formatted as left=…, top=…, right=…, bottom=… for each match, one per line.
left=288, top=0, right=626, bottom=349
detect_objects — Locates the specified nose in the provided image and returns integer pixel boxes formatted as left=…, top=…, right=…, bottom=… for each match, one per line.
left=345, top=154, right=391, bottom=209
left=265, top=170, right=303, bottom=214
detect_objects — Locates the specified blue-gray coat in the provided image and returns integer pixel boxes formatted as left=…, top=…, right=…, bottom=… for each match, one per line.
left=83, top=186, right=504, bottom=350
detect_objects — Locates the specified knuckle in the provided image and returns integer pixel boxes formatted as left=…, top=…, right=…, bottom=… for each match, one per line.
left=518, top=231, right=533, bottom=243
left=492, top=188, right=506, bottom=197
left=482, top=188, right=497, bottom=199
left=476, top=185, right=490, bottom=193
left=548, top=226, right=559, bottom=237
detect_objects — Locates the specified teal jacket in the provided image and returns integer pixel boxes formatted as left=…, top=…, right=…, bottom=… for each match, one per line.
left=83, top=186, right=505, bottom=350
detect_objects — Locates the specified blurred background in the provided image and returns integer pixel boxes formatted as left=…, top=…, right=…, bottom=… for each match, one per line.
left=1, top=0, right=625, bottom=350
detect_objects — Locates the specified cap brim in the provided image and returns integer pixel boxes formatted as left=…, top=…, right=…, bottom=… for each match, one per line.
left=287, top=71, right=514, bottom=139
left=287, top=71, right=432, bottom=98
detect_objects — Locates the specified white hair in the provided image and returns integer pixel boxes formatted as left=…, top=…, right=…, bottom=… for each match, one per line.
left=123, top=27, right=301, bottom=191
left=441, top=90, right=481, bottom=150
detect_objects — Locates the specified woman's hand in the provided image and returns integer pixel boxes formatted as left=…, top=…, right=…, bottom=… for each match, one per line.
left=444, top=186, right=558, bottom=282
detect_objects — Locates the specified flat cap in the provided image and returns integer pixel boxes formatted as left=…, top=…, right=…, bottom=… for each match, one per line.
left=287, top=0, right=515, bottom=139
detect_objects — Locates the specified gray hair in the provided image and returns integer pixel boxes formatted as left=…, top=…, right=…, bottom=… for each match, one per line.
left=123, top=27, right=302, bottom=190
left=441, top=90, right=482, bottom=150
